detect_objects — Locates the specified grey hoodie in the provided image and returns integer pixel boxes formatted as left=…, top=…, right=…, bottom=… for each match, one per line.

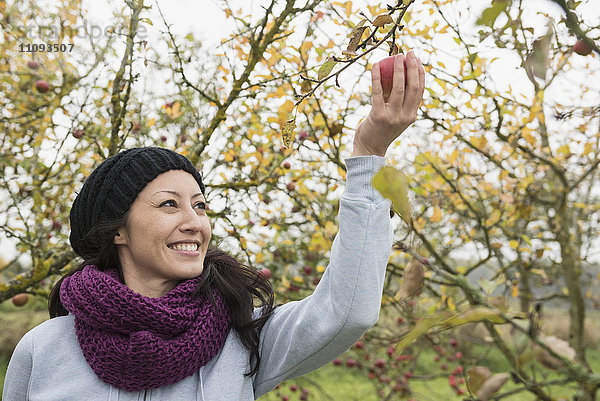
left=3, top=155, right=393, bottom=401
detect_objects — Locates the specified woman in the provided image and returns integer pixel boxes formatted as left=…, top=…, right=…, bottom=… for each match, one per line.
left=3, top=51, right=425, bottom=400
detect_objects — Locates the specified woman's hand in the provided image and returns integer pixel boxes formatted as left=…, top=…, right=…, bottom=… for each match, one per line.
left=352, top=50, right=425, bottom=157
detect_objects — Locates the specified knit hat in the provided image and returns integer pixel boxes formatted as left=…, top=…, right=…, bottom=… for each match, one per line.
left=69, top=147, right=205, bottom=259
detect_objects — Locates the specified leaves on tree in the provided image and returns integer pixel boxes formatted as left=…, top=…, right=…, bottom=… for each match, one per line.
left=317, top=57, right=338, bottom=81
left=372, top=166, right=412, bottom=226
left=281, top=118, right=296, bottom=149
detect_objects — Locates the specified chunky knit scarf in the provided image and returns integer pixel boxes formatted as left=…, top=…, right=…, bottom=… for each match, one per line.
left=60, top=265, right=231, bottom=392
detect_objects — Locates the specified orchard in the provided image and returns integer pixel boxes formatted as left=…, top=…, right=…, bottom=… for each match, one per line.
left=1, top=0, right=599, bottom=400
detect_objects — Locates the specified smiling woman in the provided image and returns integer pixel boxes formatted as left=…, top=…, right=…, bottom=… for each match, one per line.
left=2, top=52, right=425, bottom=401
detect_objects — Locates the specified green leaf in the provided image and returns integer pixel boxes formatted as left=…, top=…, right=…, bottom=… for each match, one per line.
left=317, top=57, right=337, bottom=80
left=476, top=1, right=509, bottom=27
left=442, top=306, right=506, bottom=328
left=394, top=313, right=452, bottom=353
left=139, top=17, right=153, bottom=26
left=372, top=166, right=412, bottom=225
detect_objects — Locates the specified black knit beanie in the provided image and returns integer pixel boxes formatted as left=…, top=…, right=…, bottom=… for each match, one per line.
left=69, top=147, right=205, bottom=259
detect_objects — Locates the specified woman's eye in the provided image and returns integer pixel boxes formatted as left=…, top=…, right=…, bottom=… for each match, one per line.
left=159, top=200, right=177, bottom=207
left=195, top=201, right=207, bottom=210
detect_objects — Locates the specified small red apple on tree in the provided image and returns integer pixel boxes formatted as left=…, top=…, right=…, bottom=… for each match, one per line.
left=27, top=60, right=40, bottom=69
left=378, top=54, right=408, bottom=103
left=35, top=80, right=50, bottom=93
left=12, top=293, right=29, bottom=307
left=259, top=268, right=271, bottom=279
left=573, top=39, right=592, bottom=56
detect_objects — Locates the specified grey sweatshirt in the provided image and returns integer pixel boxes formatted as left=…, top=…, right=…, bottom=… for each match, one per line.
left=3, top=155, right=393, bottom=401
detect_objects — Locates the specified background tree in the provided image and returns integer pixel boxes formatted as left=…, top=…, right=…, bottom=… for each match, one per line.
left=1, top=0, right=598, bottom=400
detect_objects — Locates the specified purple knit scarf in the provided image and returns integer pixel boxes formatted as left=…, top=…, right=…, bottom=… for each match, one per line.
left=60, top=265, right=231, bottom=392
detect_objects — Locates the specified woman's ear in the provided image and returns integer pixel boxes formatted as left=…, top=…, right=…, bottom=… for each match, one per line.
left=113, top=228, right=127, bottom=245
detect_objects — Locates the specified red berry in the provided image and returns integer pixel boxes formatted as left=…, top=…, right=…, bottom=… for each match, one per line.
left=346, top=358, right=356, bottom=367
left=404, top=371, right=413, bottom=379
left=450, top=338, right=458, bottom=348
left=355, top=340, right=363, bottom=349
left=286, top=182, right=296, bottom=191
left=290, top=384, right=297, bottom=392
left=374, top=358, right=386, bottom=369
left=259, top=268, right=271, bottom=279
left=283, top=161, right=291, bottom=169
left=332, top=358, right=342, bottom=366
left=303, top=266, right=313, bottom=275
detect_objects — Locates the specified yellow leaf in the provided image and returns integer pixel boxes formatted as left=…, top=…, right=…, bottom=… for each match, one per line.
left=146, top=118, right=156, bottom=127
left=509, top=240, right=519, bottom=249
left=255, top=252, right=264, bottom=263
left=281, top=118, right=296, bottom=148
left=373, top=14, right=393, bottom=27
left=317, top=57, right=337, bottom=80
left=430, top=205, right=442, bottom=223
left=511, top=284, right=519, bottom=298
left=372, top=166, right=412, bottom=225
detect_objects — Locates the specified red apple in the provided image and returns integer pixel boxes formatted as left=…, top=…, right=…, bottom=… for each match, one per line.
left=72, top=128, right=84, bottom=139
left=573, top=39, right=592, bottom=56
left=160, top=135, right=167, bottom=142
left=35, top=80, right=50, bottom=93
left=378, top=55, right=408, bottom=102
left=27, top=60, right=40, bottom=69
left=259, top=268, right=271, bottom=279
left=286, top=182, right=296, bottom=191
left=12, top=293, right=29, bottom=307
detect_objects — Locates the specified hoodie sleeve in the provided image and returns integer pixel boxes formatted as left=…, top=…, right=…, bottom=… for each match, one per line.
left=2, top=329, right=33, bottom=401
left=253, top=155, right=393, bottom=398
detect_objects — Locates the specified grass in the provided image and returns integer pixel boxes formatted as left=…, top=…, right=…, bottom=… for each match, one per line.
left=1, top=299, right=599, bottom=400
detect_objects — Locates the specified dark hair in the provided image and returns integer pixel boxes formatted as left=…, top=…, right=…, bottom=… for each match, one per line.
left=49, top=215, right=278, bottom=377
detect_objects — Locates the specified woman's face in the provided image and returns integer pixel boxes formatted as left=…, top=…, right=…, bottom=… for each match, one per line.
left=114, top=169, right=211, bottom=297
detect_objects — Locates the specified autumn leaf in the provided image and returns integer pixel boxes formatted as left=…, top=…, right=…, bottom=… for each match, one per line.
left=372, top=166, right=412, bottom=225
left=395, top=257, right=424, bottom=301
left=467, top=366, right=492, bottom=395
left=281, top=118, right=296, bottom=148
left=317, top=57, right=337, bottom=80
left=476, top=373, right=510, bottom=401
left=300, top=80, right=312, bottom=93
left=525, top=25, right=553, bottom=81
left=373, top=14, right=393, bottom=27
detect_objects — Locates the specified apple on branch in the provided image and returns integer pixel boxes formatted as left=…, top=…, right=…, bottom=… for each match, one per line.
left=378, top=54, right=408, bottom=103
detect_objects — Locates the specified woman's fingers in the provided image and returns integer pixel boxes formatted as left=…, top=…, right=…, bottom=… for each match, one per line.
left=403, top=54, right=425, bottom=116
left=388, top=54, right=406, bottom=109
left=370, top=61, right=386, bottom=110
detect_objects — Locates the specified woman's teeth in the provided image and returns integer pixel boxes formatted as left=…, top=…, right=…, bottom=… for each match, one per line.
left=169, top=243, right=198, bottom=251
